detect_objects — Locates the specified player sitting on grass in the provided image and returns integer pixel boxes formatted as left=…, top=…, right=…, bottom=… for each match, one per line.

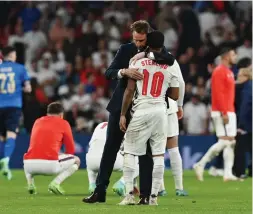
left=23, top=102, right=80, bottom=195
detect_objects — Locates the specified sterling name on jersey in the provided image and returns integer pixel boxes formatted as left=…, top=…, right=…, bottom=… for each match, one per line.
left=130, top=58, right=179, bottom=114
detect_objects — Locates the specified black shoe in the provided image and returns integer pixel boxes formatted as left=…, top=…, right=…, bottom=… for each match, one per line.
left=137, top=196, right=149, bottom=205
left=82, top=191, right=106, bottom=203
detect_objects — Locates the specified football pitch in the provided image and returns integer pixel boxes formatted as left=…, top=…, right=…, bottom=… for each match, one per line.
left=0, top=170, right=251, bottom=214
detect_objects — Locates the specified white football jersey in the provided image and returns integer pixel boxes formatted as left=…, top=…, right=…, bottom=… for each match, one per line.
left=167, top=98, right=178, bottom=114
left=167, top=60, right=184, bottom=115
left=130, top=58, right=179, bottom=110
left=88, top=122, right=107, bottom=153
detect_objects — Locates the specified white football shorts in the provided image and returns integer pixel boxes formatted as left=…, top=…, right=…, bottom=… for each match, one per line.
left=211, top=111, right=237, bottom=137
left=124, top=106, right=167, bottom=156
left=167, top=112, right=179, bottom=138
left=23, top=154, right=76, bottom=175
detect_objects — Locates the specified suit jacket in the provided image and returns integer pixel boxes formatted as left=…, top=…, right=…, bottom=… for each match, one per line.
left=105, top=43, right=175, bottom=114
left=239, top=80, right=252, bottom=133
left=105, top=43, right=138, bottom=114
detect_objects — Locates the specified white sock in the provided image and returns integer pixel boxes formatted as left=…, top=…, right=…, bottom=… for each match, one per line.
left=2, top=157, right=10, bottom=171
left=123, top=154, right=136, bottom=194
left=168, top=147, right=183, bottom=190
left=25, top=171, right=34, bottom=186
left=198, top=139, right=227, bottom=167
left=118, top=157, right=139, bottom=187
left=223, top=143, right=235, bottom=178
left=119, top=162, right=138, bottom=186
left=87, top=168, right=97, bottom=185
left=151, top=156, right=165, bottom=196
left=159, top=178, right=165, bottom=192
left=133, top=177, right=138, bottom=187
left=53, top=164, right=78, bottom=185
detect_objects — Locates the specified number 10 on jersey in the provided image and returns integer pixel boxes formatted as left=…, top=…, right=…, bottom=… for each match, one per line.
left=142, top=69, right=164, bottom=97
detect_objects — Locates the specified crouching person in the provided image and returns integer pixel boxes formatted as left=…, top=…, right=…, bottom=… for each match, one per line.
left=23, top=102, right=80, bottom=195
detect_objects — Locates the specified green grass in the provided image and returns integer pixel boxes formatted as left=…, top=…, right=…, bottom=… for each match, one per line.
left=0, top=170, right=251, bottom=214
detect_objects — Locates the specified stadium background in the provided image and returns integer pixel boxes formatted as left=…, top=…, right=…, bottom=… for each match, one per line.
left=0, top=1, right=251, bottom=169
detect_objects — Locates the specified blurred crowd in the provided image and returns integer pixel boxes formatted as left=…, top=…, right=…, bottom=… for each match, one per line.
left=0, top=1, right=252, bottom=134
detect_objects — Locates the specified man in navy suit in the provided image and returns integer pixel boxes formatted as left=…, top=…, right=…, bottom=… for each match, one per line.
left=233, top=66, right=252, bottom=178
left=83, top=20, right=175, bottom=204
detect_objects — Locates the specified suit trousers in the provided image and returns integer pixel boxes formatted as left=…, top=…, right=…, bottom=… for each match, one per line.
left=233, top=133, right=252, bottom=177
left=96, top=112, right=125, bottom=191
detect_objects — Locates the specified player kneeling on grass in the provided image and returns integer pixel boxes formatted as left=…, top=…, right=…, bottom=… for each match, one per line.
left=23, top=102, right=80, bottom=195
left=86, top=122, right=139, bottom=196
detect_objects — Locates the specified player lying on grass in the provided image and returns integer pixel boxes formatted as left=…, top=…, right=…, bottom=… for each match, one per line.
left=23, top=102, right=80, bottom=195
left=86, top=122, right=139, bottom=196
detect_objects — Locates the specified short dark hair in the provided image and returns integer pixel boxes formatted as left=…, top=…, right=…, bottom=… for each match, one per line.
left=47, top=102, right=64, bottom=115
left=147, top=31, right=164, bottom=49
left=237, top=57, right=252, bottom=69
left=2, top=46, right=16, bottom=57
left=219, top=47, right=233, bottom=57
left=130, top=20, right=151, bottom=34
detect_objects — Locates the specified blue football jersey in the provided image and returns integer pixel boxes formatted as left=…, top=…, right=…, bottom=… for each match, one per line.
left=0, top=61, right=30, bottom=108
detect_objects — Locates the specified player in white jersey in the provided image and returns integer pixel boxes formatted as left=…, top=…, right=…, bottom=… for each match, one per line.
left=159, top=60, right=188, bottom=196
left=86, top=122, right=139, bottom=196
left=119, top=31, right=180, bottom=205
left=130, top=54, right=188, bottom=196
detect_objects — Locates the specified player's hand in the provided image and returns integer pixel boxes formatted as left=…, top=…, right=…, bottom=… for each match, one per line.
left=122, top=68, right=143, bottom=80
left=177, top=107, right=184, bottom=120
left=222, top=114, right=229, bottom=124
left=129, top=52, right=145, bottom=65
left=119, top=115, right=127, bottom=133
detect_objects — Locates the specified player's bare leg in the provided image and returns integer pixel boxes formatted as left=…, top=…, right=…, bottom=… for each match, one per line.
left=149, top=154, right=165, bottom=205
left=87, top=169, right=97, bottom=194
left=165, top=136, right=188, bottom=196
left=0, top=131, right=17, bottom=180
left=118, top=153, right=136, bottom=205
left=48, top=156, right=80, bottom=195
